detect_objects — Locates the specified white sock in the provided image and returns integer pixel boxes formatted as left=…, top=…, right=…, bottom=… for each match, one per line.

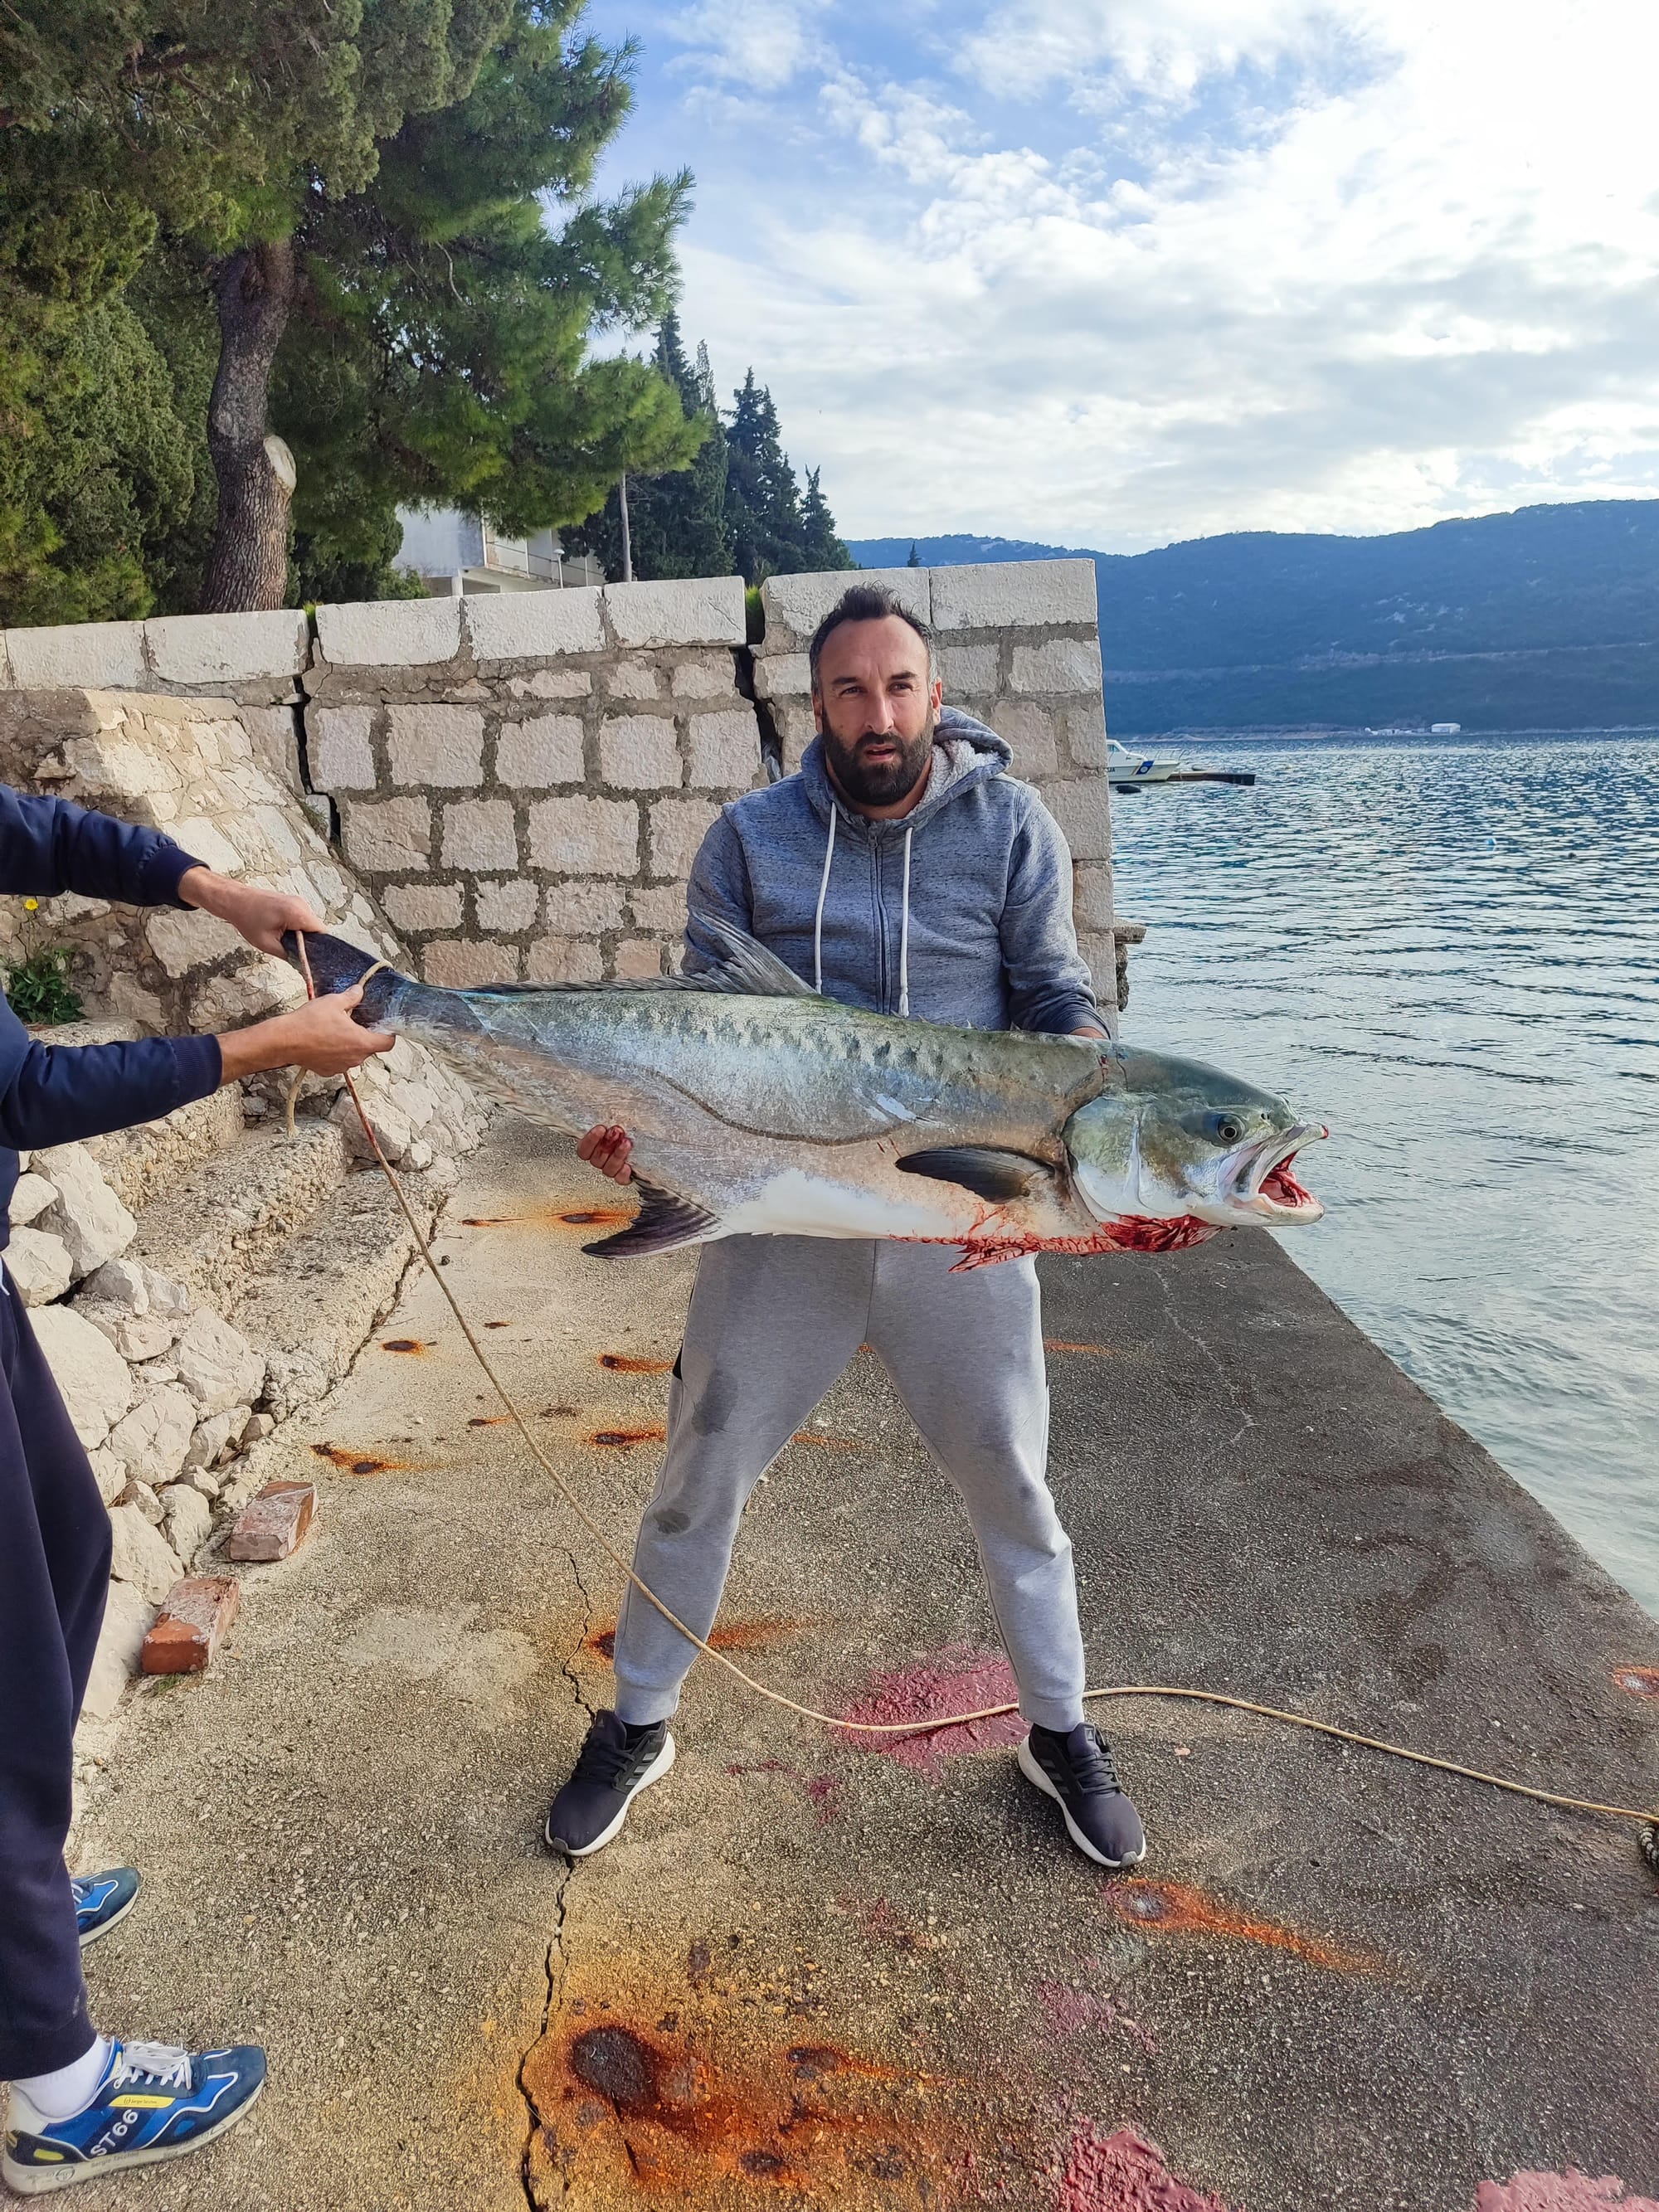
left=11, top=2037, right=112, bottom=2123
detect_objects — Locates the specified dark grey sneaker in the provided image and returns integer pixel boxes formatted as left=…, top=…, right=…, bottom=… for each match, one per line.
left=1018, top=1723, right=1147, bottom=1868
left=545, top=1711, right=675, bottom=1858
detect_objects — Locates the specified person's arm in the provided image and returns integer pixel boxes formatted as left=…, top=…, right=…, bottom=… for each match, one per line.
left=0, top=992, right=392, bottom=1152
left=0, top=787, right=208, bottom=910
left=578, top=812, right=756, bottom=1184
left=1000, top=799, right=1107, bottom=1038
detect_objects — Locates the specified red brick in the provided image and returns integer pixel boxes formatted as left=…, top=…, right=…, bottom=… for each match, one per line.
left=226, top=1479, right=318, bottom=1563
left=141, top=1577, right=241, bottom=1675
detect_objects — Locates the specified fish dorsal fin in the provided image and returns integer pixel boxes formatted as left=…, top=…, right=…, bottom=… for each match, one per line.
left=459, top=913, right=821, bottom=1004
left=582, top=1179, right=718, bottom=1259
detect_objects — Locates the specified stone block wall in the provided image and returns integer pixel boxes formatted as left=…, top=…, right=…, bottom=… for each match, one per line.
left=753, top=559, right=1116, bottom=999
left=304, top=577, right=763, bottom=986
left=0, top=559, right=1123, bottom=1001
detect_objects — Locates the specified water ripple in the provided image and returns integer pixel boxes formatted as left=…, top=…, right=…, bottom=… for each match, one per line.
left=1112, top=730, right=1659, bottom=1617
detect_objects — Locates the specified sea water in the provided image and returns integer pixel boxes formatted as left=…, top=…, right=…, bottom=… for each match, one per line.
left=1108, top=730, right=1659, bottom=1618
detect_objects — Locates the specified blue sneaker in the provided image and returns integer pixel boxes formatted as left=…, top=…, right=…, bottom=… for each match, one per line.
left=71, top=1868, right=141, bottom=1950
left=3, top=2039, right=265, bottom=2194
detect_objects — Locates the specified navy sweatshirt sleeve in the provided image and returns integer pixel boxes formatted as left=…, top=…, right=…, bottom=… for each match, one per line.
left=0, top=789, right=221, bottom=1243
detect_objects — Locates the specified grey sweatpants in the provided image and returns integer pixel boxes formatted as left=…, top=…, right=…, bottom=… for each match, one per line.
left=611, top=1235, right=1088, bottom=1732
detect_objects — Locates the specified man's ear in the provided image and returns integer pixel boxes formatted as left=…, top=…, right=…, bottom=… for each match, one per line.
left=811, top=688, right=826, bottom=734
left=930, top=677, right=944, bottom=715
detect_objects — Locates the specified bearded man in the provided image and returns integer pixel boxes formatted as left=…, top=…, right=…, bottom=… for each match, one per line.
left=544, top=581, right=1146, bottom=1870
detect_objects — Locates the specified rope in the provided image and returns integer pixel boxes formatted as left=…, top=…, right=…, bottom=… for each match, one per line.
left=289, top=936, right=1659, bottom=1837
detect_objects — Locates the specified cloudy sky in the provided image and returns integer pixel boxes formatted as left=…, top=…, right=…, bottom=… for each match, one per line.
left=578, top=0, right=1659, bottom=552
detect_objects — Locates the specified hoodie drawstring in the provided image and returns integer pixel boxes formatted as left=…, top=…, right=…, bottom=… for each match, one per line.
left=814, top=805, right=914, bottom=1018
left=898, top=825, right=913, bottom=1018
left=812, top=804, right=837, bottom=996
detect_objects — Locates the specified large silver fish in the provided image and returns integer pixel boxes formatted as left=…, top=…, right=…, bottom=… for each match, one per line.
left=289, top=923, right=1325, bottom=1267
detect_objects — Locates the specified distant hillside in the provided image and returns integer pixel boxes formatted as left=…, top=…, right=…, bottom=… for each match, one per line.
left=849, top=503, right=1659, bottom=734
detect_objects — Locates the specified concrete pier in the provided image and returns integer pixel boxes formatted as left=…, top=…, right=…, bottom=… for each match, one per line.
left=66, top=1121, right=1659, bottom=2210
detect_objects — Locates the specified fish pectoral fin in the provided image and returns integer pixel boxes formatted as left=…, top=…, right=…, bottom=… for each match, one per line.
left=582, top=1178, right=718, bottom=1260
left=895, top=1146, right=1057, bottom=1203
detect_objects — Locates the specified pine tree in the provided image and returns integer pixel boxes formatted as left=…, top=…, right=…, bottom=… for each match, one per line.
left=565, top=312, right=732, bottom=581
left=907, top=541, right=921, bottom=567
left=0, top=0, right=699, bottom=615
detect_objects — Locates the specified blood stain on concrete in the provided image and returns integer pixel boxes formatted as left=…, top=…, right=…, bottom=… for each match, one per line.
left=1610, top=1665, right=1659, bottom=1697
left=1036, top=1982, right=1159, bottom=2054
left=587, top=1615, right=811, bottom=1662
left=1107, top=1879, right=1379, bottom=1975
left=523, top=2005, right=966, bottom=2205
left=310, top=1442, right=412, bottom=1476
left=1476, top=2177, right=1659, bottom=2211
left=837, top=1645, right=1024, bottom=1776
left=586, top=1423, right=669, bottom=1449
left=600, top=1351, right=676, bottom=1373
left=380, top=1338, right=431, bottom=1354
left=1058, top=2125, right=1237, bottom=2212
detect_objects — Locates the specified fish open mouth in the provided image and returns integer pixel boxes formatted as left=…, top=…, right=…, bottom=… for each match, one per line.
left=1234, top=1123, right=1326, bottom=1222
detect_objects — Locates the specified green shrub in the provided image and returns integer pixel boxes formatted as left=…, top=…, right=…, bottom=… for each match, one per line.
left=5, top=947, right=83, bottom=1025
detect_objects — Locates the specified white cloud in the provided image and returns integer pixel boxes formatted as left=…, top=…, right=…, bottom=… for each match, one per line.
left=651, top=0, right=1659, bottom=545
left=664, top=0, right=833, bottom=91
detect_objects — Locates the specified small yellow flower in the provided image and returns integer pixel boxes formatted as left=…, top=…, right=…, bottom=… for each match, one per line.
left=22, top=899, right=37, bottom=912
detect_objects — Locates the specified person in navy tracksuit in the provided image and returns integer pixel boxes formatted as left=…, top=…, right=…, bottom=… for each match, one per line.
left=0, top=785, right=392, bottom=2195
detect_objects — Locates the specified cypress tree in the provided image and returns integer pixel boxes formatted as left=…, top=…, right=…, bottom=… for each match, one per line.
left=800, top=468, right=854, bottom=573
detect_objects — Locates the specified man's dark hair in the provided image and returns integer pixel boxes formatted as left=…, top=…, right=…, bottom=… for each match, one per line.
left=807, top=584, right=936, bottom=690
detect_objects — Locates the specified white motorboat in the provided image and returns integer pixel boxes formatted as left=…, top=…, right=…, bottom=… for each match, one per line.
left=1106, top=739, right=1255, bottom=792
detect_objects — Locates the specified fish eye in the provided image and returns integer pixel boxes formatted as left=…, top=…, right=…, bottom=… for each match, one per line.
left=1214, top=1114, right=1246, bottom=1145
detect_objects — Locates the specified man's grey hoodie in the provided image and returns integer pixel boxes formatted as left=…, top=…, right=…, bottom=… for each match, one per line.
left=684, top=706, right=1101, bottom=1036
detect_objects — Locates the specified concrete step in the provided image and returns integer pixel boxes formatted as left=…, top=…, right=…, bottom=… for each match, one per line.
left=228, top=1163, right=449, bottom=1418
left=129, top=1118, right=353, bottom=1310
left=85, top=1085, right=246, bottom=1216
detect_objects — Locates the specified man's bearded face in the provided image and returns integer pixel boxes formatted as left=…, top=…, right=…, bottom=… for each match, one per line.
left=814, top=616, right=938, bottom=808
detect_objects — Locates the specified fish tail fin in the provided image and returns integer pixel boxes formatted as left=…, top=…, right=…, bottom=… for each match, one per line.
left=583, top=1179, right=718, bottom=1259
left=281, top=929, right=407, bottom=1024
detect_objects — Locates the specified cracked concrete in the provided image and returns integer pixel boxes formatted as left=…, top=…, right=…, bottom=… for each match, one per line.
left=60, top=1116, right=1659, bottom=2210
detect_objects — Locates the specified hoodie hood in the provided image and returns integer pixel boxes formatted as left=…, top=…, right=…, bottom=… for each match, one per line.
left=799, top=706, right=1010, bottom=842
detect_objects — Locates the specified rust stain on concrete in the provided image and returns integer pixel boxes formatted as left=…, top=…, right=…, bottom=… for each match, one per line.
left=462, top=1203, right=636, bottom=1233
left=586, top=1616, right=812, bottom=1663
left=1107, top=1878, right=1380, bottom=1975
left=600, top=1351, right=676, bottom=1373
left=309, top=1442, right=415, bottom=1476
left=1611, top=1665, right=1659, bottom=1697
left=379, top=1338, right=431, bottom=1355
left=790, top=1430, right=860, bottom=1451
left=586, top=1423, right=669, bottom=1449
left=522, top=1985, right=970, bottom=2207
left=1044, top=1339, right=1127, bottom=1356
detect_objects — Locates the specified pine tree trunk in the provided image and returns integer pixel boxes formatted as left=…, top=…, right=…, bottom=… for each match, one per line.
left=618, top=472, right=634, bottom=582
left=200, top=241, right=298, bottom=614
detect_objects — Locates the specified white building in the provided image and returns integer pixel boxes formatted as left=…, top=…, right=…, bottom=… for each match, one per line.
left=1430, top=722, right=1462, bottom=735
left=394, top=507, right=604, bottom=596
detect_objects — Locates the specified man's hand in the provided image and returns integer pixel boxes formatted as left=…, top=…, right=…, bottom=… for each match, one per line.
left=178, top=866, right=323, bottom=958
left=216, top=988, right=394, bottom=1083
left=577, top=1124, right=634, bottom=1184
